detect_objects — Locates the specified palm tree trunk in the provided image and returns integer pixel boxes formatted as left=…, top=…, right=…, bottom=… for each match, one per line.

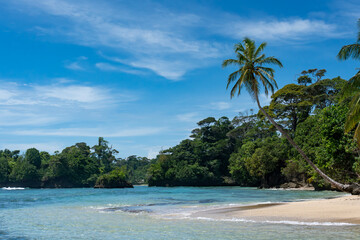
left=254, top=95, right=354, bottom=192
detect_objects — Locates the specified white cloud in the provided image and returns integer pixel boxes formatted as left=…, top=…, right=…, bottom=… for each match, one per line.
left=129, top=59, right=188, bottom=81
left=209, top=101, right=231, bottom=110
left=0, top=83, right=126, bottom=106
left=35, top=85, right=108, bottom=103
left=10, top=0, right=222, bottom=80
left=0, top=89, right=16, bottom=101
left=95, top=62, right=145, bottom=75
left=0, top=81, right=138, bottom=128
left=0, top=110, right=57, bottom=126
left=95, top=62, right=121, bottom=71
left=65, top=62, right=84, bottom=70
left=218, top=18, right=344, bottom=42
left=97, top=53, right=189, bottom=80
left=332, top=0, right=360, bottom=20
left=65, top=56, right=88, bottom=71
left=177, top=112, right=199, bottom=122
left=12, top=127, right=164, bottom=137
left=52, top=78, right=75, bottom=84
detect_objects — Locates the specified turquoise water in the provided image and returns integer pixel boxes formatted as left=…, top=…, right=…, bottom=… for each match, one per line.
left=1, top=186, right=359, bottom=240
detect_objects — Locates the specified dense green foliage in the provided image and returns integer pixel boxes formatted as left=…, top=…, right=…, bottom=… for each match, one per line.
left=293, top=105, right=358, bottom=187
left=148, top=77, right=360, bottom=188
left=114, top=155, right=153, bottom=184
left=148, top=117, right=235, bottom=186
left=0, top=77, right=359, bottom=189
left=0, top=139, right=151, bottom=188
left=94, top=168, right=132, bottom=188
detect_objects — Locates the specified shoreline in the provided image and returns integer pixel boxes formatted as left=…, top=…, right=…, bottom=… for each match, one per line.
left=192, top=195, right=360, bottom=225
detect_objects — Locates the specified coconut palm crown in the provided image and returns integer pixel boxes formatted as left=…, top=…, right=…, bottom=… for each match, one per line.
left=222, top=37, right=283, bottom=100
left=337, top=19, right=360, bottom=61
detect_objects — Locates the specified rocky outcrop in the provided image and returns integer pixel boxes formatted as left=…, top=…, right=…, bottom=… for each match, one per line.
left=344, top=183, right=360, bottom=195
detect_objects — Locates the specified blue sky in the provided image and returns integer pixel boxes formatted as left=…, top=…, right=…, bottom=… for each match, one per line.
left=0, top=0, right=359, bottom=158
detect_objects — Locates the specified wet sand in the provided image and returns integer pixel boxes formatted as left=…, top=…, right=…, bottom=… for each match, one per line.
left=192, top=195, right=360, bottom=224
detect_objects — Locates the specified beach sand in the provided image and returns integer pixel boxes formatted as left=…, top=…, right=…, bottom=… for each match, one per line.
left=192, top=195, right=360, bottom=224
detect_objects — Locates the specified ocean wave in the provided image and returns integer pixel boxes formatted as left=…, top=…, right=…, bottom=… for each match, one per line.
left=93, top=201, right=281, bottom=218
left=1, top=187, right=26, bottom=190
left=266, top=188, right=313, bottom=191
left=89, top=199, right=226, bottom=215
left=193, top=217, right=357, bottom=226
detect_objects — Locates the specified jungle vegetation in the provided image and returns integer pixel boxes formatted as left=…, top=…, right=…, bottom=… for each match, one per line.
left=0, top=137, right=152, bottom=188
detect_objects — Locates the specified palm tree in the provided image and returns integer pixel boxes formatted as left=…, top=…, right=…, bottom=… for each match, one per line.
left=338, top=19, right=360, bottom=146
left=223, top=37, right=352, bottom=193
left=338, top=19, right=360, bottom=61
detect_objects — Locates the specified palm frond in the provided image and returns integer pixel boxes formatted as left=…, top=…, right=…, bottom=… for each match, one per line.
left=254, top=42, right=267, bottom=58
left=254, top=54, right=265, bottom=63
left=243, top=38, right=255, bottom=60
left=354, top=123, right=360, bottom=147
left=258, top=75, right=269, bottom=96
left=230, top=81, right=240, bottom=99
left=257, top=66, right=275, bottom=77
left=234, top=43, right=245, bottom=53
left=337, top=44, right=360, bottom=60
left=244, top=76, right=258, bottom=100
left=340, top=71, right=360, bottom=100
left=257, top=71, right=275, bottom=96
left=222, top=59, right=240, bottom=68
left=257, top=67, right=278, bottom=89
left=230, top=68, right=249, bottom=98
left=258, top=56, right=283, bottom=67
left=345, top=92, right=360, bottom=133
left=226, top=69, right=242, bottom=89
left=236, top=52, right=247, bottom=63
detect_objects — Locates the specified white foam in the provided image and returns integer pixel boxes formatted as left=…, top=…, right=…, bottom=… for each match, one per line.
left=87, top=206, right=108, bottom=210
left=1, top=187, right=25, bottom=190
left=194, top=217, right=357, bottom=226
left=266, top=188, right=313, bottom=191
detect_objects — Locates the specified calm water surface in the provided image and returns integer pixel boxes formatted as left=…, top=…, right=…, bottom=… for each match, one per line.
left=1, top=186, right=359, bottom=240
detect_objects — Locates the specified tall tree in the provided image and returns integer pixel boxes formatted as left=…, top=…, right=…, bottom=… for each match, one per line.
left=297, top=69, right=327, bottom=86
left=269, top=84, right=312, bottom=132
left=25, top=148, right=41, bottom=169
left=223, top=37, right=353, bottom=193
left=338, top=19, right=360, bottom=146
left=92, top=137, right=118, bottom=173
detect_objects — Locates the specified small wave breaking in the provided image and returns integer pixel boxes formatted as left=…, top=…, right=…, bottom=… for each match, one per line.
left=193, top=217, right=357, bottom=226
left=1, top=187, right=25, bottom=190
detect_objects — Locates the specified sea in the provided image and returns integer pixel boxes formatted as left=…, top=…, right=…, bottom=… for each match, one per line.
left=1, top=186, right=359, bottom=240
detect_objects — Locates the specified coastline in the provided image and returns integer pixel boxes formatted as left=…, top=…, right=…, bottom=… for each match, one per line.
left=192, top=195, right=360, bottom=225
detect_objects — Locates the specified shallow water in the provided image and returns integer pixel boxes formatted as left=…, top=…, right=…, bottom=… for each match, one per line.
left=1, top=186, right=359, bottom=239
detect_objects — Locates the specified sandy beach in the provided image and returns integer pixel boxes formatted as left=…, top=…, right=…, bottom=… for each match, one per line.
left=192, top=195, right=360, bottom=225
